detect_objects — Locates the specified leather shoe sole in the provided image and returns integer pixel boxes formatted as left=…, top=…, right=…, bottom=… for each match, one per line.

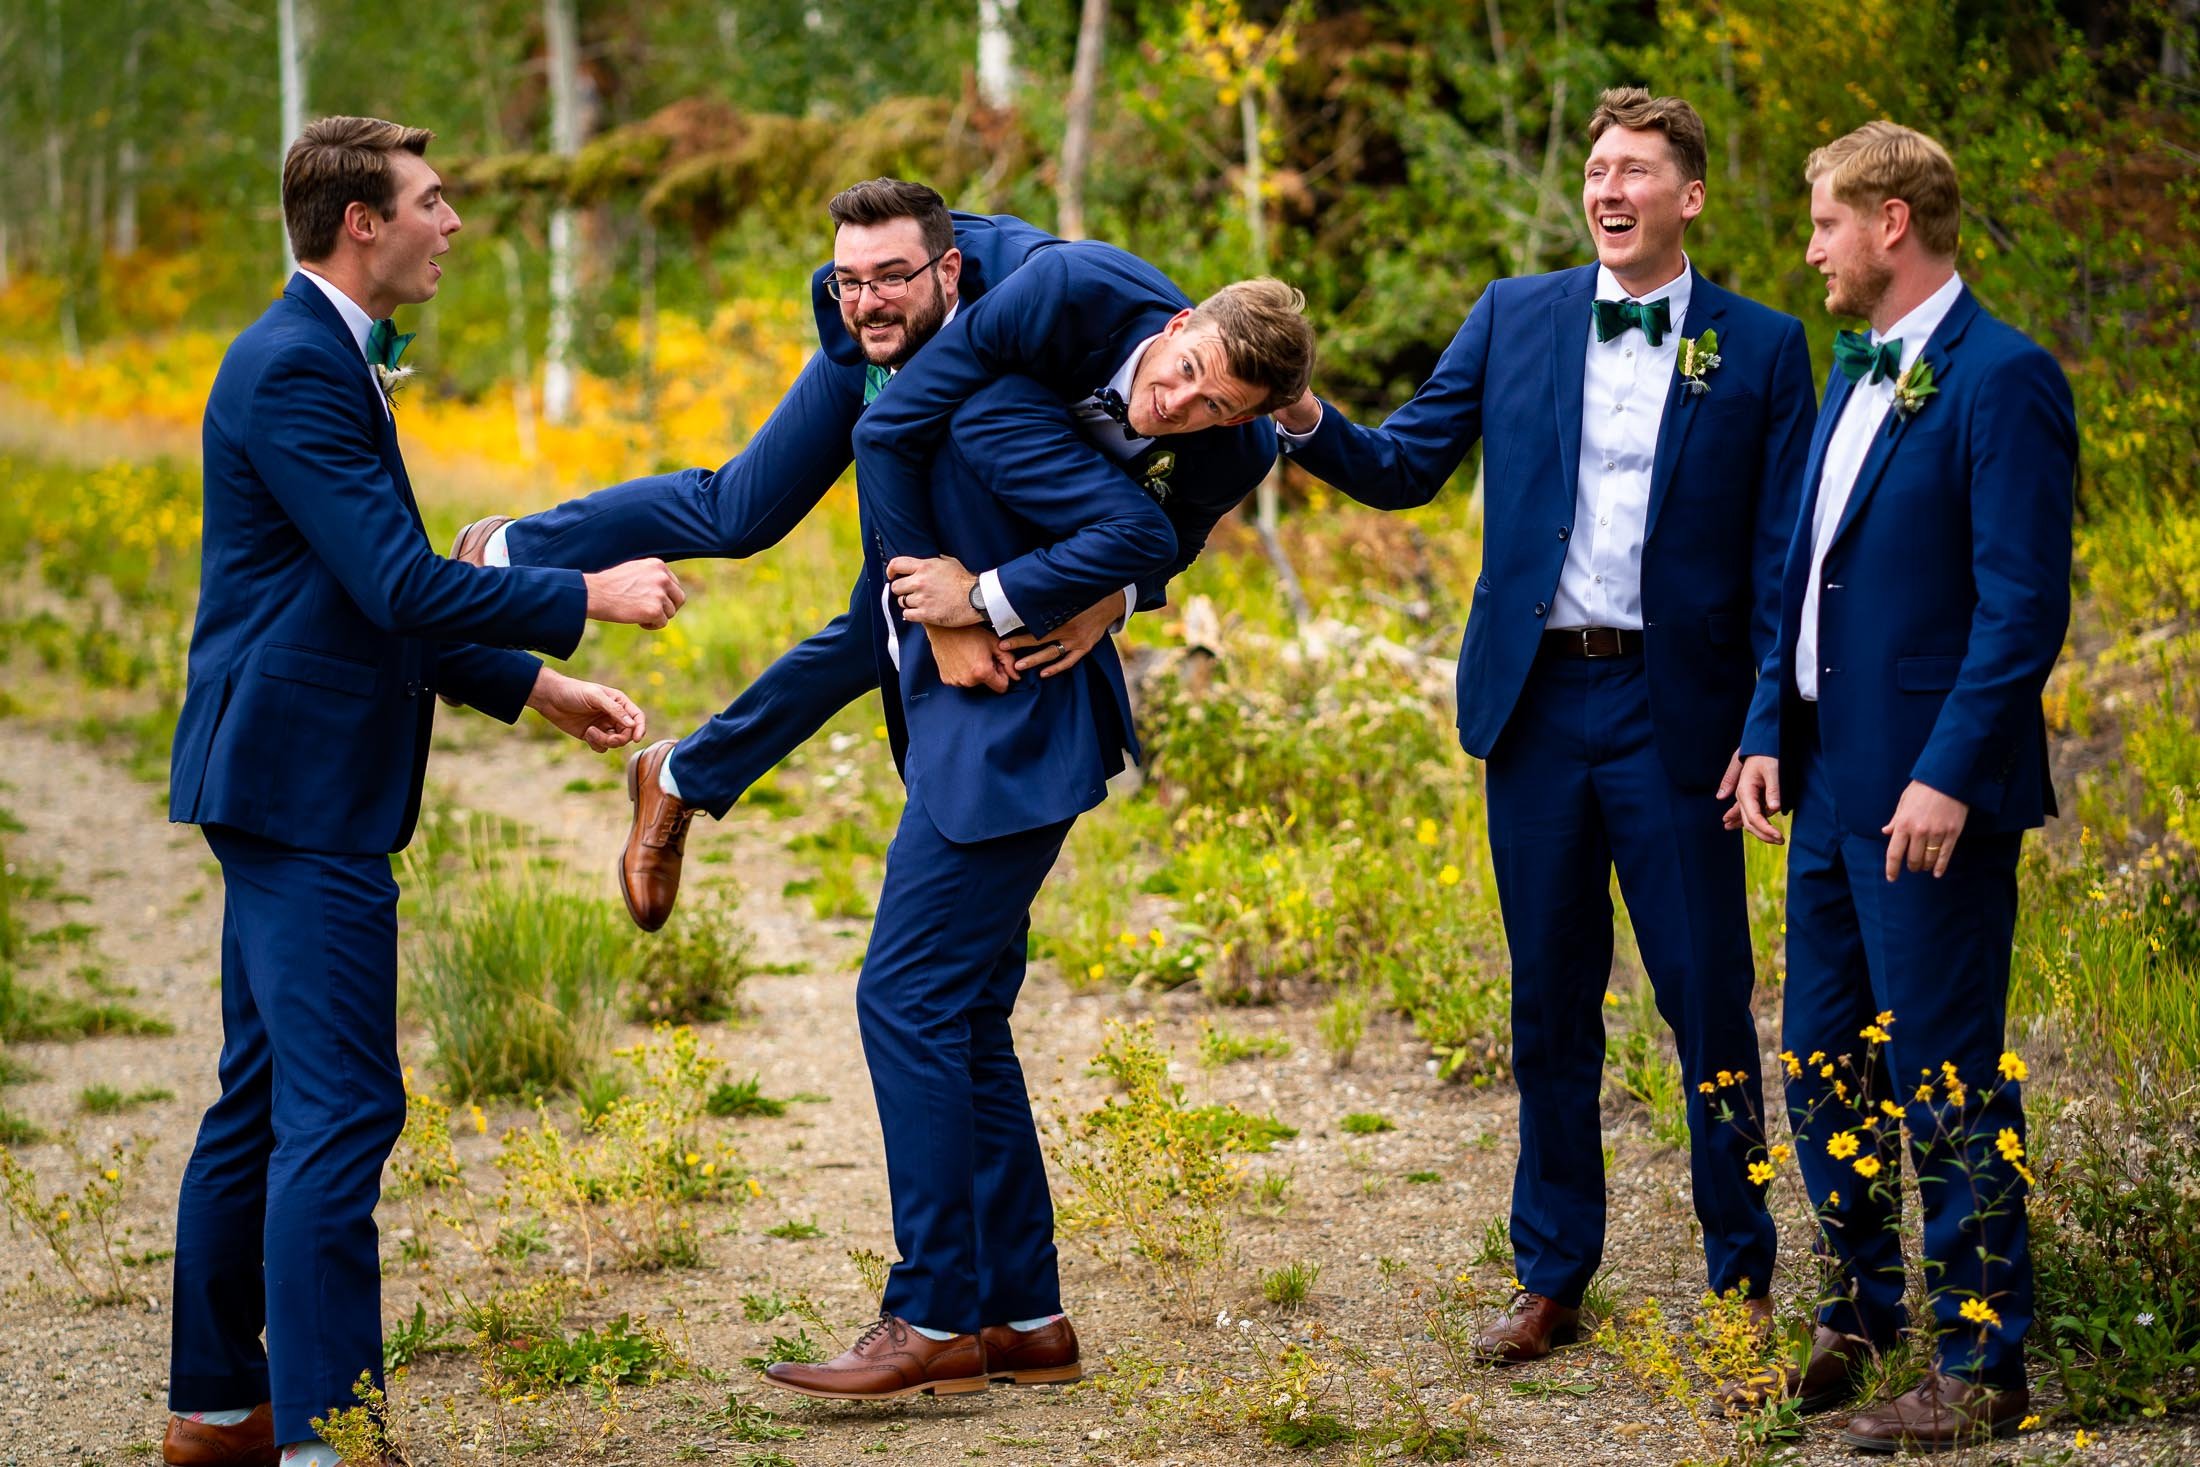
left=989, top=1361, right=1082, bottom=1386
left=759, top=1369, right=988, bottom=1401
left=1839, top=1414, right=2022, bottom=1454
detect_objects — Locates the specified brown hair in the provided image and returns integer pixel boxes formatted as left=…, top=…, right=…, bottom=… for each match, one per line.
left=282, top=116, right=435, bottom=263
left=827, top=177, right=955, bottom=260
left=1586, top=87, right=1709, bottom=183
left=1191, top=278, right=1316, bottom=413
left=1805, top=121, right=1962, bottom=258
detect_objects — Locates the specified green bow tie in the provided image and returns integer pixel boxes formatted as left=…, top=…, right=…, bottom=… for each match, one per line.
left=863, top=364, right=891, bottom=405
left=1591, top=296, right=1672, bottom=346
left=1833, top=330, right=1904, bottom=384
left=365, top=318, right=414, bottom=371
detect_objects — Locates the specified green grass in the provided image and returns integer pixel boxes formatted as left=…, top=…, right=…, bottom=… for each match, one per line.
left=1339, top=1112, right=1396, bottom=1135
left=78, top=1084, right=173, bottom=1115
left=763, top=1218, right=823, bottom=1241
left=706, top=1075, right=789, bottom=1118
left=1196, top=1018, right=1292, bottom=1067
left=1261, top=1259, right=1322, bottom=1308
left=401, top=827, right=640, bottom=1101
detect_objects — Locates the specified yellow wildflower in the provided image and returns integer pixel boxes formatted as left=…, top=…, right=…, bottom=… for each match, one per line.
left=701, top=1162, right=715, bottom=1177
left=1769, top=1143, right=1793, bottom=1163
left=2019, top=1414, right=2040, bottom=1431
left=683, top=1152, right=701, bottom=1167
left=1827, top=1132, right=1861, bottom=1160
left=1438, top=864, right=1462, bottom=887
left=1880, top=1100, right=1905, bottom=1119
left=1698, top=1081, right=1717, bottom=1095
left=2074, top=1429, right=2096, bottom=1449
left=1859, top=1023, right=1891, bottom=1044
left=1915, top=1084, right=1935, bottom=1102
left=1853, top=1155, right=1883, bottom=1179
left=1416, top=818, right=1440, bottom=847
left=1997, top=1051, right=2028, bottom=1083
left=1780, top=1050, right=1802, bottom=1078
left=103, top=1169, right=119, bottom=1182
left=1959, top=1298, right=2001, bottom=1328
left=1875, top=1010, right=1895, bottom=1028
left=1995, top=1128, right=2024, bottom=1164
left=470, top=1104, right=488, bottom=1135
left=1748, top=1161, right=1776, bottom=1186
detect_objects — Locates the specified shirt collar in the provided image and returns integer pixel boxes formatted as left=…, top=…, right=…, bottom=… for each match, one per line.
left=1593, top=256, right=1693, bottom=337
left=1108, top=333, right=1161, bottom=404
left=1873, top=271, right=1964, bottom=370
left=298, top=267, right=376, bottom=361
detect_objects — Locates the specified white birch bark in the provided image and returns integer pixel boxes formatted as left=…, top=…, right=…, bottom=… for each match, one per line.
left=541, top=0, right=582, bottom=425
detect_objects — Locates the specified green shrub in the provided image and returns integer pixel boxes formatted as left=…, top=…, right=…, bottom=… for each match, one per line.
left=627, top=899, right=755, bottom=1025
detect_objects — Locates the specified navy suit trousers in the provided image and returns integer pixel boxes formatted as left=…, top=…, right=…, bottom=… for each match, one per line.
left=1781, top=742, right=2031, bottom=1386
left=501, top=475, right=872, bottom=819
left=856, top=799, right=1071, bottom=1333
left=1483, top=653, right=1775, bottom=1306
left=170, top=827, right=407, bottom=1447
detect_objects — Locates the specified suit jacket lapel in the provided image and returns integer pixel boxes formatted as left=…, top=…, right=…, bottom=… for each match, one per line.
left=1550, top=269, right=1596, bottom=514
left=1643, top=270, right=1723, bottom=540
left=1827, top=287, right=1977, bottom=550
left=286, top=275, right=425, bottom=530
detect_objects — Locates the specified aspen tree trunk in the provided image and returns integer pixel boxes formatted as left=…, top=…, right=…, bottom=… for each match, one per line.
left=542, top=0, right=583, bottom=425
left=976, top=0, right=1017, bottom=109
left=278, top=0, right=306, bottom=277
left=114, top=28, right=142, bottom=255
left=1055, top=0, right=1105, bottom=240
left=45, top=0, right=78, bottom=360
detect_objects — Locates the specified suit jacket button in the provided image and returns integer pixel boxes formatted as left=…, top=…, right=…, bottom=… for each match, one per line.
left=1557, top=526, right=1570, bottom=541
left=403, top=680, right=422, bottom=698
left=1533, top=601, right=1548, bottom=617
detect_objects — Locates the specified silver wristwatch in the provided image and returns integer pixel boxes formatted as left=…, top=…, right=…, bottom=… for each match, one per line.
left=967, top=578, right=988, bottom=620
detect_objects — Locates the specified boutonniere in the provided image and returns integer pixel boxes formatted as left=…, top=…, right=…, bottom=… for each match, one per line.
left=1890, top=358, right=1937, bottom=424
left=1676, top=329, right=1721, bottom=395
left=372, top=363, right=417, bottom=403
left=1140, top=449, right=1176, bottom=504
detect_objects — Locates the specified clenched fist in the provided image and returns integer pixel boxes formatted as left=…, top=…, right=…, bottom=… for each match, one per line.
left=583, top=558, right=687, bottom=629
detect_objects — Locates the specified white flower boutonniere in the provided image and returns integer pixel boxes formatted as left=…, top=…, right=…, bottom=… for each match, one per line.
left=1890, top=358, right=1938, bottom=423
left=1677, top=329, right=1722, bottom=395
left=373, top=363, right=417, bottom=404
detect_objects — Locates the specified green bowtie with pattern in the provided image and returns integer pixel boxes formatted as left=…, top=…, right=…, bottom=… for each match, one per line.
left=1591, top=296, right=1671, bottom=346
left=366, top=318, right=414, bottom=371
left=1833, top=330, right=1904, bottom=384
left=863, top=364, right=891, bottom=405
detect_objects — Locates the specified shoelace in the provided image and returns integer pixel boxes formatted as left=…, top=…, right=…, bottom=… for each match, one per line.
left=650, top=799, right=695, bottom=855
left=852, top=1313, right=905, bottom=1352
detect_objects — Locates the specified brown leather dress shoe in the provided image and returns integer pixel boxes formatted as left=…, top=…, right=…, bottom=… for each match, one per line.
left=1720, top=1325, right=1874, bottom=1415
left=1839, top=1370, right=2029, bottom=1453
left=1471, top=1291, right=1580, bottom=1363
left=620, top=740, right=693, bottom=932
left=162, top=1403, right=277, bottom=1466
left=760, top=1314, right=988, bottom=1400
left=449, top=515, right=512, bottom=567
left=980, top=1317, right=1082, bottom=1385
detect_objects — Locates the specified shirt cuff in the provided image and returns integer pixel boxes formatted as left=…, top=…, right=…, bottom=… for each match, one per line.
left=978, top=568, right=1026, bottom=635
left=1274, top=402, right=1323, bottom=447
left=1111, top=584, right=1136, bottom=634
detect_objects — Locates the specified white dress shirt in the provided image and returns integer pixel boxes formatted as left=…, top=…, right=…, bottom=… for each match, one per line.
left=1793, top=271, right=1964, bottom=701
left=1275, top=261, right=1690, bottom=633
left=298, top=267, right=392, bottom=420
left=1549, top=261, right=1692, bottom=630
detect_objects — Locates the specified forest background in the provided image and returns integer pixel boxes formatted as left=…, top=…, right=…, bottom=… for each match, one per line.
left=0, top=0, right=2198, bottom=1462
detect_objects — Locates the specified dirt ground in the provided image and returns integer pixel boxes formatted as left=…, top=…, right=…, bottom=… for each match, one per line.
left=3, top=717, right=2193, bottom=1467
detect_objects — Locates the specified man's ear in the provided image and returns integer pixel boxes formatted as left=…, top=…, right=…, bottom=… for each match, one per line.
left=1879, top=197, right=1913, bottom=253
left=1161, top=306, right=1197, bottom=338
left=936, top=246, right=963, bottom=297
left=342, top=199, right=380, bottom=247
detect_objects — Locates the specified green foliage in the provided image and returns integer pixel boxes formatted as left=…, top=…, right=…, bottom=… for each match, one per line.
left=741, top=1331, right=824, bottom=1371
left=77, top=1084, right=172, bottom=1115
left=383, top=1301, right=461, bottom=1369
left=2032, top=1111, right=2200, bottom=1421
left=0, top=1135, right=154, bottom=1303
left=707, top=1075, right=789, bottom=1118
left=627, top=899, right=755, bottom=1025
left=1261, top=1259, right=1322, bottom=1308
left=1339, top=1112, right=1395, bottom=1136
left=402, top=819, right=641, bottom=1100
left=764, top=1217, right=823, bottom=1241
left=740, top=1292, right=791, bottom=1323
left=502, top=1313, right=680, bottom=1392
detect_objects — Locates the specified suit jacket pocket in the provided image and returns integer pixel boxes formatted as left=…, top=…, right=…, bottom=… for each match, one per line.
left=263, top=643, right=378, bottom=698
left=1895, top=654, right=1962, bottom=692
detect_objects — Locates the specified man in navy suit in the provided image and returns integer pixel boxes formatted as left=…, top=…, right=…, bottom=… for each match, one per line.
left=760, top=328, right=1302, bottom=1396
left=1730, top=122, right=2073, bottom=1451
left=159, top=117, right=681, bottom=1467
left=451, top=181, right=1294, bottom=932
left=1272, top=88, right=1816, bottom=1361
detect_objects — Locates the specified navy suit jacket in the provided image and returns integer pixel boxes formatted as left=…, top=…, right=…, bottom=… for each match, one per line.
left=880, top=377, right=1177, bottom=844
left=169, top=274, right=588, bottom=854
left=1289, top=264, right=1816, bottom=791
left=1740, top=286, right=2075, bottom=832
left=851, top=240, right=1277, bottom=634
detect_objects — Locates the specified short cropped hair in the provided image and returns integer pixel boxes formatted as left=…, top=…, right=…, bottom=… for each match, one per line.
left=827, top=177, right=955, bottom=260
left=282, top=116, right=435, bottom=264
left=1192, top=278, right=1316, bottom=414
left=1805, top=121, right=1962, bottom=258
left=1587, top=87, right=1709, bottom=184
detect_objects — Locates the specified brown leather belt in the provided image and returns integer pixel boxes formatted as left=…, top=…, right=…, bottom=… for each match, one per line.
left=1541, top=627, right=1643, bottom=659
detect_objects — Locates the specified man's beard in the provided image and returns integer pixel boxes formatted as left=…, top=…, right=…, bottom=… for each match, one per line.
left=855, top=281, right=949, bottom=369
left=1828, top=250, right=1895, bottom=321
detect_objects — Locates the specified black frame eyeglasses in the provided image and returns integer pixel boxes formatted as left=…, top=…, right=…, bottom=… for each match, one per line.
left=825, top=250, right=948, bottom=302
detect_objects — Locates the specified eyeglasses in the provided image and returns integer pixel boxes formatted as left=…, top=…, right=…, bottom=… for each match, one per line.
left=825, top=250, right=947, bottom=302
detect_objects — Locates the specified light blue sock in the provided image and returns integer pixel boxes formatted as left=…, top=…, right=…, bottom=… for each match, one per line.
left=176, top=1408, right=254, bottom=1426
left=484, top=521, right=512, bottom=567
left=279, top=1440, right=344, bottom=1467
left=658, top=747, right=682, bottom=800
left=910, top=1324, right=959, bottom=1341
left=1006, top=1313, right=1063, bottom=1332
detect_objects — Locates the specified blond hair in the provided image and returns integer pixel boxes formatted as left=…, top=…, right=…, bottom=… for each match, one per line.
left=1587, top=87, right=1709, bottom=183
left=282, top=116, right=435, bottom=263
left=1191, top=277, right=1315, bottom=413
left=1805, top=121, right=1961, bottom=258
